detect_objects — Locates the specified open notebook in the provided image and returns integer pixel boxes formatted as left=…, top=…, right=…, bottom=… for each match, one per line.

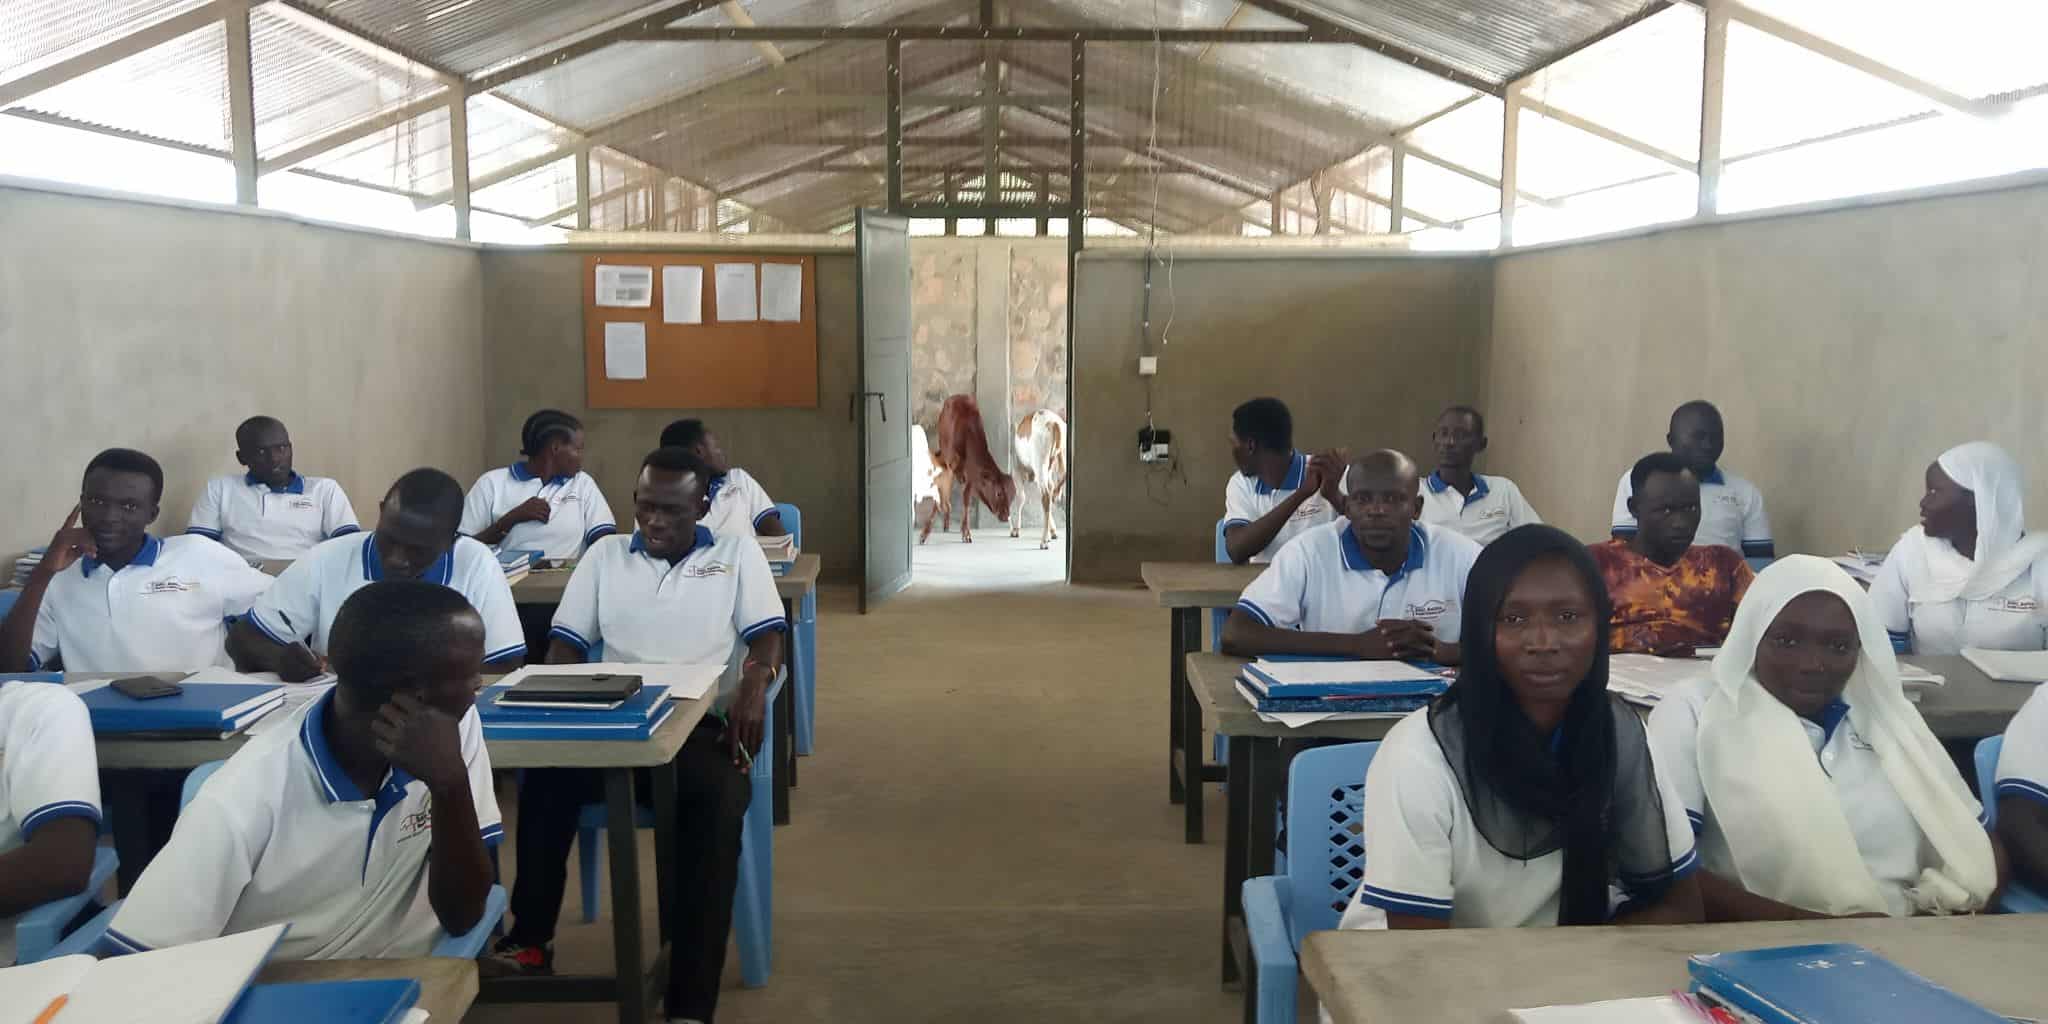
left=0, top=924, right=285, bottom=1024
left=1963, top=648, right=2048, bottom=684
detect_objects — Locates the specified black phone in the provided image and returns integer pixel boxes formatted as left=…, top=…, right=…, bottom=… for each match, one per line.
left=112, top=675, right=184, bottom=700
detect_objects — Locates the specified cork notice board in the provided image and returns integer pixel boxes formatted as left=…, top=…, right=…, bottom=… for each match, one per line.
left=583, top=252, right=819, bottom=409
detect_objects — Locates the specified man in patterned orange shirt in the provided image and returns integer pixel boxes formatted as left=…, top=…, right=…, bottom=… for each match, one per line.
left=1590, top=452, right=1754, bottom=656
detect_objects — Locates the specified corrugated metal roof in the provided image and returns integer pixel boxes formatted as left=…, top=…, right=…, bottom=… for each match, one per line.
left=1293, top=0, right=1660, bottom=85
left=250, top=4, right=447, bottom=159
left=286, top=0, right=665, bottom=76
left=17, top=19, right=228, bottom=153
left=0, top=0, right=213, bottom=79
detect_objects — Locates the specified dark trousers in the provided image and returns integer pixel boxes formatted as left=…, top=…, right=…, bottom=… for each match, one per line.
left=508, top=720, right=750, bottom=1022
left=516, top=603, right=556, bottom=663
left=103, top=769, right=183, bottom=892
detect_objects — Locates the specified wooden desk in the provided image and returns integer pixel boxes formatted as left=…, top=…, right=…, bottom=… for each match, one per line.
left=257, top=958, right=477, bottom=1023
left=1139, top=560, right=1264, bottom=847
left=1906, top=654, right=2042, bottom=739
left=1188, top=652, right=1402, bottom=988
left=1304, top=915, right=2048, bottom=1023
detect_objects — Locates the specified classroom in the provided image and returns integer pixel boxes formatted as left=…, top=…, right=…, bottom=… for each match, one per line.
left=3, top=2, right=2048, bottom=1023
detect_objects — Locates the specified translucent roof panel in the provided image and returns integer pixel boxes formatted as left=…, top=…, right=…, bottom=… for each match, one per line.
left=465, top=94, right=577, bottom=183
left=1738, top=0, right=2048, bottom=101
left=0, top=0, right=213, bottom=80
left=17, top=20, right=227, bottom=152
left=469, top=154, right=577, bottom=221
left=489, top=41, right=779, bottom=134
left=1399, top=151, right=1500, bottom=223
left=1719, top=19, right=1935, bottom=159
left=297, top=0, right=667, bottom=77
left=297, top=105, right=455, bottom=196
left=1293, top=0, right=1660, bottom=85
left=1400, top=94, right=1503, bottom=184
left=1517, top=4, right=1701, bottom=164
left=1514, top=106, right=1687, bottom=199
left=250, top=4, right=448, bottom=160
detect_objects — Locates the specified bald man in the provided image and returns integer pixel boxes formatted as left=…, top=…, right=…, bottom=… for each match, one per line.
left=1225, top=450, right=1481, bottom=664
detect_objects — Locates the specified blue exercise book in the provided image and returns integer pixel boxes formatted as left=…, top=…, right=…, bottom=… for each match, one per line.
left=479, top=684, right=676, bottom=741
left=223, top=979, right=420, bottom=1024
left=499, top=548, right=541, bottom=570
left=1688, top=943, right=2006, bottom=1024
left=80, top=681, right=284, bottom=733
left=1250, top=694, right=1436, bottom=714
left=1240, top=662, right=1450, bottom=700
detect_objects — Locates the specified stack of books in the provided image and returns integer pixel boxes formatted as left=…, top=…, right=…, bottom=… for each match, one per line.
left=758, top=534, right=798, bottom=576
left=79, top=679, right=285, bottom=738
left=13, top=547, right=43, bottom=586
left=479, top=669, right=673, bottom=741
left=1234, top=659, right=1449, bottom=715
left=499, top=548, right=538, bottom=587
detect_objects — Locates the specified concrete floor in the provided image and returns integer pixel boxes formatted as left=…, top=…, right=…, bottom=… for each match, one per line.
left=473, top=577, right=1243, bottom=1024
left=912, top=528, right=1068, bottom=589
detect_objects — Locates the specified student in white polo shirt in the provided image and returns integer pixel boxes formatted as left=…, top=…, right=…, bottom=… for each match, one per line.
left=187, top=416, right=360, bottom=561
left=1222, top=397, right=1345, bottom=565
left=0, top=680, right=101, bottom=966
left=108, top=581, right=500, bottom=960
left=1648, top=557, right=1998, bottom=919
left=462, top=409, right=618, bottom=559
left=1869, top=442, right=2048, bottom=655
left=1225, top=450, right=1480, bottom=664
left=1997, top=684, right=2048, bottom=893
left=1337, top=525, right=1702, bottom=930
left=0, top=449, right=274, bottom=675
left=1420, top=405, right=1541, bottom=545
left=661, top=418, right=788, bottom=538
left=228, top=468, right=526, bottom=681
left=489, top=446, right=785, bottom=1024
left=1610, top=401, right=1773, bottom=560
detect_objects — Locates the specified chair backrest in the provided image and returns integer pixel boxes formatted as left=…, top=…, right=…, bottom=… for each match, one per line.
left=1283, top=741, right=1379, bottom=945
left=182, top=760, right=226, bottom=810
left=0, top=588, right=18, bottom=623
left=1212, top=518, right=1231, bottom=654
left=1214, top=517, right=1230, bottom=563
left=1976, top=735, right=2002, bottom=828
left=775, top=503, right=803, bottom=546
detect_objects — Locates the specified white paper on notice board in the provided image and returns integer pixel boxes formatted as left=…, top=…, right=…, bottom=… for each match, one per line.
left=595, top=264, right=653, bottom=307
left=714, top=263, right=758, bottom=322
left=760, top=263, right=802, bottom=322
left=661, top=265, right=704, bottom=324
left=603, top=322, right=647, bottom=380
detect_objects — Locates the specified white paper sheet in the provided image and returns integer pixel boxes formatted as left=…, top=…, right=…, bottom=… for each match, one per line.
left=714, top=263, right=758, bottom=321
left=661, top=265, right=704, bottom=324
left=62, top=924, right=288, bottom=1024
left=1606, top=653, right=1711, bottom=707
left=1506, top=996, right=1703, bottom=1023
left=1233, top=681, right=1408, bottom=728
left=594, top=264, right=653, bottom=308
left=759, top=263, right=802, bottom=322
left=0, top=956, right=93, bottom=1024
left=498, top=662, right=726, bottom=702
left=1963, top=647, right=2048, bottom=683
left=603, top=321, right=647, bottom=380
left=1244, top=659, right=1448, bottom=686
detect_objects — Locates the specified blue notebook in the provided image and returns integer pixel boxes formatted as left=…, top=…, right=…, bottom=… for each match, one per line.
left=81, top=681, right=284, bottom=734
left=1240, top=661, right=1449, bottom=699
left=1688, top=943, right=2006, bottom=1023
left=483, top=701, right=676, bottom=741
left=478, top=683, right=670, bottom=723
left=223, top=979, right=420, bottom=1024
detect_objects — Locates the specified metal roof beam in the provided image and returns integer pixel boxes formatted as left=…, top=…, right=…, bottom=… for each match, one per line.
left=1518, top=96, right=1696, bottom=171
left=1404, top=145, right=1558, bottom=207
left=259, top=91, right=451, bottom=172
left=464, top=0, right=725, bottom=93
left=0, top=2, right=232, bottom=109
left=641, top=25, right=1358, bottom=43
left=1693, top=0, right=2006, bottom=119
left=416, top=144, right=580, bottom=208
left=1232, top=0, right=1502, bottom=95
left=1514, top=1, right=1672, bottom=81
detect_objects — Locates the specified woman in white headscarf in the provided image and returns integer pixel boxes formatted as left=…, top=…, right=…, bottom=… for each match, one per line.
left=1869, top=442, right=2048, bottom=654
left=1646, top=556, right=2003, bottom=919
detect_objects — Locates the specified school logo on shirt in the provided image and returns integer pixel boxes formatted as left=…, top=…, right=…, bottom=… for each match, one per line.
left=141, top=579, right=197, bottom=595
left=286, top=497, right=317, bottom=512
left=1991, top=597, right=2038, bottom=614
left=682, top=561, right=733, bottom=578
left=396, top=805, right=433, bottom=843
left=1478, top=507, right=1507, bottom=521
left=1291, top=500, right=1325, bottom=522
left=1712, top=493, right=1742, bottom=507
left=1406, top=599, right=1451, bottom=622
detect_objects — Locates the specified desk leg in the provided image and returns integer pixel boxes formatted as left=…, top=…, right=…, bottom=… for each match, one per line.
left=652, top=759, right=681, bottom=946
left=1220, top=733, right=1251, bottom=986
left=773, top=670, right=794, bottom=827
left=1168, top=609, right=1187, bottom=805
left=603, top=768, right=649, bottom=1024
left=1180, top=608, right=1206, bottom=844
left=781, top=597, right=800, bottom=793
left=1246, top=738, right=1282, bottom=882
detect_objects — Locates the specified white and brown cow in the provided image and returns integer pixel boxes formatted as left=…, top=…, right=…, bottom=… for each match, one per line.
left=1009, top=409, right=1068, bottom=550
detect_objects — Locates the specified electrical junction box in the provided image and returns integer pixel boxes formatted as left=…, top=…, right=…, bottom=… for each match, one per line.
left=1137, top=426, right=1172, bottom=463
left=1138, top=356, right=1159, bottom=376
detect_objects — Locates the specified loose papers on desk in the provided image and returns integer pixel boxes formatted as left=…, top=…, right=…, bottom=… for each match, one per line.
left=0, top=922, right=287, bottom=1024
left=1500, top=995, right=1711, bottom=1024
left=1963, top=647, right=2048, bottom=684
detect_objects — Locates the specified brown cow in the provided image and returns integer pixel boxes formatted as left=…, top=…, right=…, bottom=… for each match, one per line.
left=923, top=394, right=1015, bottom=544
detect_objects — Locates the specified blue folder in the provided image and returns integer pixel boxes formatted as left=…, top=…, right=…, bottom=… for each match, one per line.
left=222, top=979, right=420, bottom=1024
left=482, top=701, right=676, bottom=741
left=477, top=683, right=670, bottom=723
left=1688, top=943, right=2006, bottom=1023
left=80, top=681, right=283, bottom=733
left=1240, top=663, right=1449, bottom=699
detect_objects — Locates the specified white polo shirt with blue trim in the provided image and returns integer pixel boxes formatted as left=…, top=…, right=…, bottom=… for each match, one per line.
left=107, top=690, right=502, bottom=961
left=702, top=467, right=779, bottom=539
left=549, top=526, right=788, bottom=706
left=459, top=464, right=617, bottom=561
left=1235, top=521, right=1481, bottom=643
left=246, top=533, right=525, bottom=665
left=1222, top=452, right=1341, bottom=564
left=1611, top=466, right=1772, bottom=558
left=0, top=680, right=102, bottom=966
left=1868, top=529, right=2048, bottom=655
left=187, top=472, right=360, bottom=562
left=1648, top=676, right=1970, bottom=918
left=1337, top=709, right=1699, bottom=929
left=1419, top=471, right=1541, bottom=545
left=1997, top=683, right=2048, bottom=817
left=29, top=534, right=275, bottom=673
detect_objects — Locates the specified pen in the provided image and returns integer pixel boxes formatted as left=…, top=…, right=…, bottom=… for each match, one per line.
left=33, top=994, right=68, bottom=1024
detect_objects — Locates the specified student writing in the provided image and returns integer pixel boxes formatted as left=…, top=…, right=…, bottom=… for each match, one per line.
left=187, top=416, right=359, bottom=561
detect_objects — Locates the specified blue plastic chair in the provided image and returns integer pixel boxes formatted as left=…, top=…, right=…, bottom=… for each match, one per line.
left=574, top=672, right=781, bottom=988
left=0, top=588, right=19, bottom=623
left=1211, top=519, right=1232, bottom=768
left=14, top=846, right=117, bottom=963
left=51, top=760, right=507, bottom=959
left=1242, top=741, right=1378, bottom=1024
left=774, top=502, right=817, bottom=757
left=1974, top=736, right=2048, bottom=913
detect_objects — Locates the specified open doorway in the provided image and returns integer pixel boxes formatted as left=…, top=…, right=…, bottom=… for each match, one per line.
left=906, top=231, right=1070, bottom=588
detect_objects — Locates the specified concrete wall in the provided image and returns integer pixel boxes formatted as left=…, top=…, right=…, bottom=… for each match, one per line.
left=0, top=183, right=485, bottom=557
left=1482, top=181, right=2048, bottom=557
left=479, top=249, right=861, bottom=579
left=1069, top=251, right=1495, bottom=582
